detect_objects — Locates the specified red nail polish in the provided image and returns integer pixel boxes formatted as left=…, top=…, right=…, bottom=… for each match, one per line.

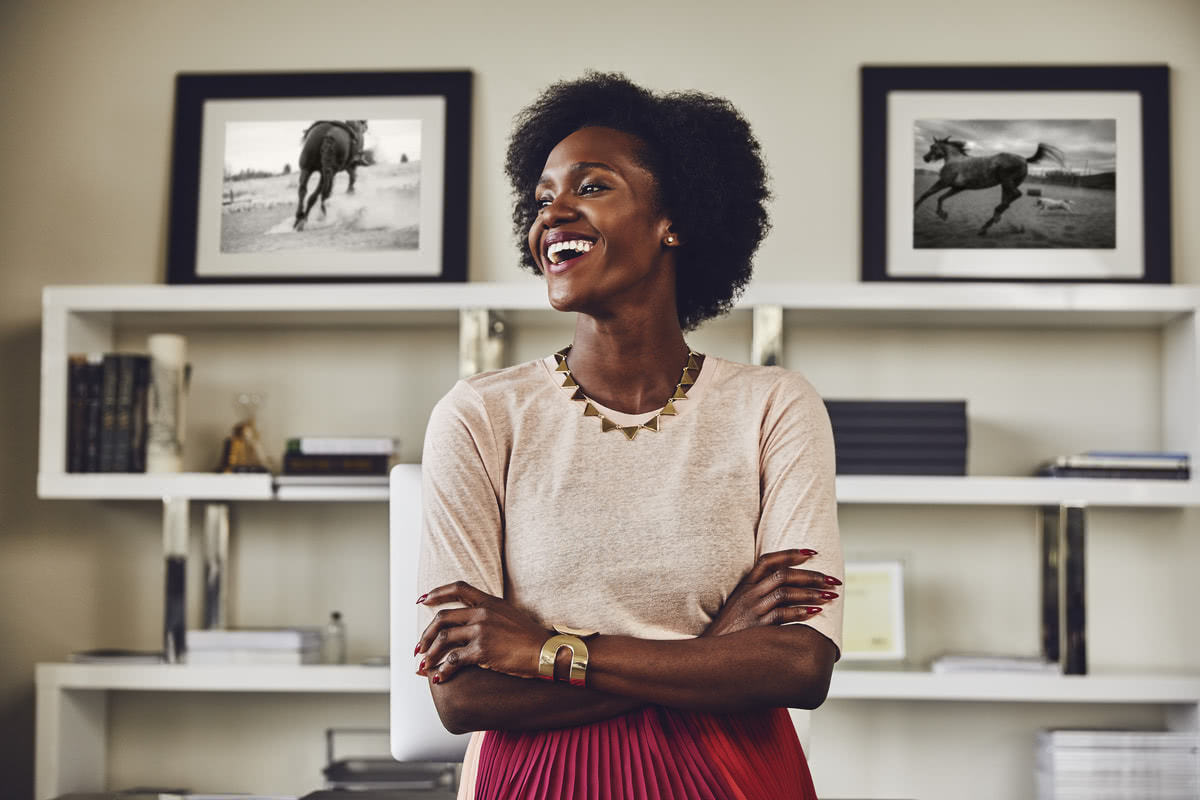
left=414, top=644, right=421, bottom=656
left=416, top=593, right=429, bottom=604
left=806, top=606, right=823, bottom=615
left=820, top=591, right=839, bottom=600
left=431, top=674, right=441, bottom=684
left=825, top=576, right=842, bottom=586
left=799, top=549, right=818, bottom=556
left=419, top=659, right=426, bottom=671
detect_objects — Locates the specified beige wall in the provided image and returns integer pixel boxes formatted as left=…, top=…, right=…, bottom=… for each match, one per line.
left=1, top=0, right=1198, bottom=797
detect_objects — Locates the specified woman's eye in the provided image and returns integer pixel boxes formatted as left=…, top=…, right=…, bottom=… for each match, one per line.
left=536, top=196, right=552, bottom=208
left=579, top=182, right=608, bottom=195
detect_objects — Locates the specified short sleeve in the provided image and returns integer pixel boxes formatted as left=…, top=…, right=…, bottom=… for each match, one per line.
left=757, top=372, right=843, bottom=658
left=416, top=381, right=506, bottom=627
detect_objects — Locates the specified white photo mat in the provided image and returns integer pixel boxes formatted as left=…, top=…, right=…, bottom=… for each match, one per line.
left=841, top=560, right=906, bottom=661
left=196, top=96, right=447, bottom=278
left=887, top=91, right=1143, bottom=280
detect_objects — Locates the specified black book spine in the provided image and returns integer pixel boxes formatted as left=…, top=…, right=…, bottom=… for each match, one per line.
left=129, top=356, right=151, bottom=473
left=834, top=461, right=966, bottom=476
left=1037, top=466, right=1189, bottom=480
left=832, top=430, right=969, bottom=448
left=66, top=355, right=88, bottom=473
left=825, top=399, right=967, bottom=416
left=1062, top=506, right=1087, bottom=675
left=282, top=453, right=390, bottom=475
left=1039, top=506, right=1061, bottom=664
left=112, top=354, right=139, bottom=472
left=82, top=355, right=105, bottom=472
left=97, top=354, right=120, bottom=472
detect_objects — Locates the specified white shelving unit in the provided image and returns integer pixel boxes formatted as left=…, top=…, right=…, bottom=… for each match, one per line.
left=34, top=282, right=1200, bottom=798
left=35, top=662, right=1200, bottom=798
left=38, top=282, right=1200, bottom=504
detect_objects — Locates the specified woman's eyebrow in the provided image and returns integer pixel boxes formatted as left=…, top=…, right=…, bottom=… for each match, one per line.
left=536, top=161, right=618, bottom=188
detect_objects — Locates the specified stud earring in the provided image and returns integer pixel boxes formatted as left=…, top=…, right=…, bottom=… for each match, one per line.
left=665, top=235, right=676, bottom=245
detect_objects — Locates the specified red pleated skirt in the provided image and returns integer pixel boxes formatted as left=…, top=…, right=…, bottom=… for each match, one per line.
left=473, top=705, right=817, bottom=799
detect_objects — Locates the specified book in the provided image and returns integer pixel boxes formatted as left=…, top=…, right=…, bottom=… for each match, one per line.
left=1036, top=729, right=1199, bottom=799
left=825, top=399, right=967, bottom=417
left=81, top=354, right=105, bottom=472
left=112, top=354, right=150, bottom=472
left=282, top=453, right=390, bottom=475
left=835, top=461, right=966, bottom=476
left=1040, top=506, right=1060, bottom=664
left=66, top=355, right=89, bottom=472
left=97, top=353, right=121, bottom=472
left=286, top=436, right=398, bottom=455
left=186, top=627, right=323, bottom=651
left=274, top=475, right=391, bottom=486
left=129, top=354, right=151, bottom=472
left=68, top=648, right=165, bottom=664
left=1062, top=506, right=1086, bottom=675
left=185, top=648, right=321, bottom=665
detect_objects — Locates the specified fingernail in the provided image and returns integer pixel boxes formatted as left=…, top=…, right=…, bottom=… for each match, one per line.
left=806, top=606, right=823, bottom=615
left=415, top=593, right=428, bottom=604
left=419, top=659, right=426, bottom=671
left=820, top=591, right=839, bottom=600
left=413, top=643, right=421, bottom=656
left=825, top=576, right=842, bottom=586
left=431, top=674, right=441, bottom=684
left=799, top=549, right=818, bottom=556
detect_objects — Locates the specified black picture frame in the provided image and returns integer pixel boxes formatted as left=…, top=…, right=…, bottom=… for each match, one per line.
left=166, top=70, right=471, bottom=284
left=861, top=65, right=1170, bottom=283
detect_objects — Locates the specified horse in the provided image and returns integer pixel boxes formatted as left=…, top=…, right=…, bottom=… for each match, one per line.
left=293, top=120, right=368, bottom=231
left=914, top=137, right=1065, bottom=236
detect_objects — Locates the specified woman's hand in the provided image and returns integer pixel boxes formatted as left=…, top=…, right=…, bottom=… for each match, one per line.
left=702, top=549, right=840, bottom=638
left=415, top=581, right=552, bottom=684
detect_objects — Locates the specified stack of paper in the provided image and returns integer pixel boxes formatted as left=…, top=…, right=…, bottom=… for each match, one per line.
left=1036, top=730, right=1200, bottom=799
left=185, top=628, right=323, bottom=665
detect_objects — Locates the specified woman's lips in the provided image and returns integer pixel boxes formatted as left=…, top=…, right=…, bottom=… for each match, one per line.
left=547, top=247, right=591, bottom=275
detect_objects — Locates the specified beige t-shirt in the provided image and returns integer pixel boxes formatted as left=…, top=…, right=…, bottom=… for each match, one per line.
left=417, top=352, right=843, bottom=649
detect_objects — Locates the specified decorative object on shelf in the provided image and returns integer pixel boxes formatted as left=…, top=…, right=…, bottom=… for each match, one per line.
left=203, top=504, right=230, bottom=629
left=163, top=497, right=189, bottom=664
left=146, top=334, right=190, bottom=473
left=825, top=399, right=967, bottom=475
left=166, top=70, right=471, bottom=285
left=217, top=392, right=273, bottom=473
left=861, top=65, right=1170, bottom=284
left=841, top=559, right=907, bottom=662
left=323, top=611, right=347, bottom=665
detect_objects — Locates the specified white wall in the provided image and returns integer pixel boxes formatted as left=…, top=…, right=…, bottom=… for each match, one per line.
left=1, top=0, right=1198, bottom=797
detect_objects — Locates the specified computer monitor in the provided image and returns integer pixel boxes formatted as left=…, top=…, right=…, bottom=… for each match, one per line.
left=389, top=463, right=472, bottom=761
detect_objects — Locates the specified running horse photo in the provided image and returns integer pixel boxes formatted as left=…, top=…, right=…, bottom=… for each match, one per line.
left=915, top=137, right=1065, bottom=236
left=293, top=120, right=369, bottom=231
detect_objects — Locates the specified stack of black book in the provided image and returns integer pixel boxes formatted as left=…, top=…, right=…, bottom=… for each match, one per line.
left=1035, top=451, right=1190, bottom=480
left=66, top=352, right=151, bottom=473
left=824, top=400, right=968, bottom=476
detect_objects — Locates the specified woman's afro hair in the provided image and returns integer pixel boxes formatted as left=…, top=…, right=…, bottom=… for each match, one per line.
left=504, top=72, right=771, bottom=332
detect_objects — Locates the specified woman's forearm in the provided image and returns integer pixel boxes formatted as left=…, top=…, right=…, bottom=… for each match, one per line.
left=586, top=625, right=835, bottom=712
left=431, top=665, right=643, bottom=734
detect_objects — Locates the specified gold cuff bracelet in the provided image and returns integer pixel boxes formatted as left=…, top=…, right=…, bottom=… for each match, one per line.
left=537, top=633, right=589, bottom=687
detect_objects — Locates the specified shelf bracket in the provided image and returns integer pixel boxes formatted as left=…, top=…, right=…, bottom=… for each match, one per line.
left=459, top=309, right=507, bottom=378
left=751, top=305, right=783, bottom=367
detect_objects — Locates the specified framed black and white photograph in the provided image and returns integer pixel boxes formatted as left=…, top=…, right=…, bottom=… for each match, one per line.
left=166, top=71, right=471, bottom=284
left=861, top=65, right=1170, bottom=283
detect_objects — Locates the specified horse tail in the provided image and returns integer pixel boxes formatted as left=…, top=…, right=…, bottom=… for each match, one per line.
left=1027, top=143, right=1066, bottom=167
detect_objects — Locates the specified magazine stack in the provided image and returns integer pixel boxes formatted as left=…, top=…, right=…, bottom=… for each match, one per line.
left=185, top=628, right=323, bottom=665
left=1036, top=729, right=1200, bottom=800
left=823, top=400, right=967, bottom=475
left=1035, top=451, right=1190, bottom=480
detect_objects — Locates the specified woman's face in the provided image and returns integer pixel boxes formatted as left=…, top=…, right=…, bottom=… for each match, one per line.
left=528, top=126, right=676, bottom=319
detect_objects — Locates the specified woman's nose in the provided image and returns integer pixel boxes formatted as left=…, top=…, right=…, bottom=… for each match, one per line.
left=540, top=194, right=579, bottom=226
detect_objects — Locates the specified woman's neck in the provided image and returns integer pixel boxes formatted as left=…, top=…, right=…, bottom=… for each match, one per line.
left=565, top=316, right=693, bottom=415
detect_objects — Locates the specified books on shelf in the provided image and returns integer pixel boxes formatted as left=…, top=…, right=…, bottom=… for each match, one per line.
left=824, top=400, right=968, bottom=476
left=931, top=653, right=1061, bottom=674
left=1036, top=729, right=1199, bottom=799
left=68, top=648, right=165, bottom=664
left=66, top=352, right=151, bottom=473
left=1036, top=451, right=1190, bottom=480
left=287, top=436, right=398, bottom=455
left=185, top=627, right=322, bottom=665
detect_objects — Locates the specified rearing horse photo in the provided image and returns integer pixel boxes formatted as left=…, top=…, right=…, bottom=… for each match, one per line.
left=915, top=137, right=1065, bottom=236
left=294, top=120, right=369, bottom=231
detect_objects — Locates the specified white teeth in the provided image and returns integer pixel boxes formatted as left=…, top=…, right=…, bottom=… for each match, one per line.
left=547, top=239, right=594, bottom=264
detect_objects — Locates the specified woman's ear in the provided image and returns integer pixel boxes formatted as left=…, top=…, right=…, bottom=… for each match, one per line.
left=662, top=224, right=682, bottom=247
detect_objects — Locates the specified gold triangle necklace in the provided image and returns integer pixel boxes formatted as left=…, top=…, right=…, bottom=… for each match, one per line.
left=553, top=345, right=703, bottom=441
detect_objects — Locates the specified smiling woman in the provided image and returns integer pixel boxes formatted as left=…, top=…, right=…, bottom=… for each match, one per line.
left=415, top=72, right=843, bottom=799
